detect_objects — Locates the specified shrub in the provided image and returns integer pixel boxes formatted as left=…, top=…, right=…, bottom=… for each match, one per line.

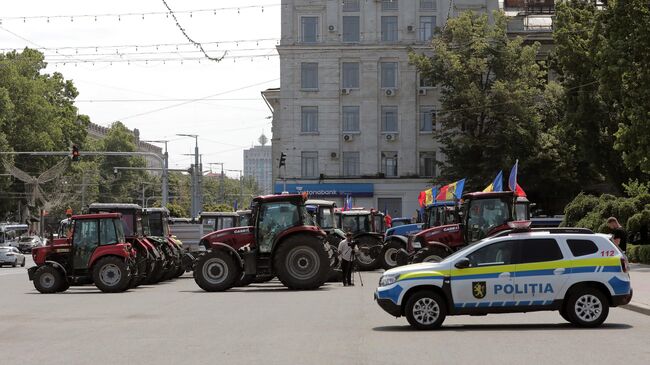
left=627, top=244, right=650, bottom=264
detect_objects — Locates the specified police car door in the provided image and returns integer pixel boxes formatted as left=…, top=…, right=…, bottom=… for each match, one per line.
left=512, top=238, right=567, bottom=305
left=451, top=239, right=517, bottom=308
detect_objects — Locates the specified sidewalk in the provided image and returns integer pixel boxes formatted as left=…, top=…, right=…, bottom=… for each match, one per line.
left=624, top=263, right=650, bottom=316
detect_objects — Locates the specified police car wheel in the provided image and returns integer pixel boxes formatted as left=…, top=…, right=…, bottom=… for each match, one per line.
left=566, top=288, right=609, bottom=327
left=405, top=291, right=446, bottom=330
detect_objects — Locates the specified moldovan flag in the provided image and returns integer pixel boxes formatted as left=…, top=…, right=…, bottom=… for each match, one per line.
left=483, top=170, right=503, bottom=192
left=508, top=160, right=527, bottom=197
left=418, top=188, right=436, bottom=207
left=436, top=179, right=466, bottom=201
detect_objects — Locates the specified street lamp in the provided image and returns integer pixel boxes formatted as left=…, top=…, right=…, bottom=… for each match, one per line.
left=176, top=134, right=201, bottom=217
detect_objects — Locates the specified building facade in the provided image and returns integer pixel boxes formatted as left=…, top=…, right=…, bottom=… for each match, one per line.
left=244, top=144, right=273, bottom=195
left=264, top=0, right=552, bottom=218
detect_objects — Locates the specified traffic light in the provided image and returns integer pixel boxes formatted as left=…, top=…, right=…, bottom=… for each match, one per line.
left=71, top=145, right=80, bottom=162
left=278, top=152, right=286, bottom=168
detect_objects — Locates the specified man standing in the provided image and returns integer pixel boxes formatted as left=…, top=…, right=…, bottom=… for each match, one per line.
left=607, top=217, right=628, bottom=253
left=338, top=232, right=356, bottom=286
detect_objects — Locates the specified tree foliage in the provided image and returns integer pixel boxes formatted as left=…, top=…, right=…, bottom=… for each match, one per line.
left=409, top=11, right=579, bottom=212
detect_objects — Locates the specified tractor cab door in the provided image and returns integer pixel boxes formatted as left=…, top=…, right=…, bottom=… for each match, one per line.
left=72, top=219, right=100, bottom=270
left=256, top=202, right=300, bottom=253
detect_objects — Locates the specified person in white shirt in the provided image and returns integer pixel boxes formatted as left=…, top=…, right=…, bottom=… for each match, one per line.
left=338, top=232, right=357, bottom=286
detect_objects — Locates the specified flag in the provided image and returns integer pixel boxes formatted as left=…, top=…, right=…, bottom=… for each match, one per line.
left=483, top=170, right=503, bottom=192
left=343, top=195, right=353, bottom=211
left=436, top=179, right=466, bottom=201
left=508, top=160, right=527, bottom=197
left=426, top=188, right=436, bottom=206
left=418, top=191, right=426, bottom=208
left=233, top=200, right=238, bottom=211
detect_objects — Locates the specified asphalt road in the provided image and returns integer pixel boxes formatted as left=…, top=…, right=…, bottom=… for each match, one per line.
left=2, top=258, right=650, bottom=365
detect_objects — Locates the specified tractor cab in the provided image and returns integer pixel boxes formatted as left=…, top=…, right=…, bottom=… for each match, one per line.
left=252, top=195, right=316, bottom=254
left=424, top=201, right=458, bottom=229
left=236, top=210, right=252, bottom=227
left=306, top=199, right=339, bottom=232
left=29, top=213, right=135, bottom=293
left=461, top=192, right=530, bottom=242
left=200, top=212, right=239, bottom=232
left=143, top=207, right=185, bottom=280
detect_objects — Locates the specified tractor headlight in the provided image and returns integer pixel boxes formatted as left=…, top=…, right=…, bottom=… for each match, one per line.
left=379, top=274, right=398, bottom=287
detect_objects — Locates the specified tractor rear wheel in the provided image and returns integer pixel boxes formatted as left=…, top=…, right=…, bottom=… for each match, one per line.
left=236, top=273, right=256, bottom=287
left=412, top=246, right=449, bottom=264
left=193, top=250, right=240, bottom=292
left=354, top=235, right=382, bottom=271
left=92, top=257, right=131, bottom=293
left=274, top=234, right=329, bottom=290
left=33, top=266, right=65, bottom=294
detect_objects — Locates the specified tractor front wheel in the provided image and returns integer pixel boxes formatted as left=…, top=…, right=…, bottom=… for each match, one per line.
left=193, top=250, right=240, bottom=292
left=381, top=239, right=404, bottom=270
left=33, top=266, right=66, bottom=294
left=92, top=257, right=131, bottom=293
left=274, top=235, right=329, bottom=290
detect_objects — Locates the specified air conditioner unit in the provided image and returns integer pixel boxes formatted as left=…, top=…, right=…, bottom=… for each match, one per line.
left=384, top=88, right=396, bottom=97
left=343, top=134, right=354, bottom=142
left=341, top=88, right=351, bottom=95
left=384, top=133, right=398, bottom=142
left=418, top=88, right=427, bottom=96
left=407, top=25, right=414, bottom=33
left=330, top=152, right=338, bottom=159
left=328, top=25, right=336, bottom=32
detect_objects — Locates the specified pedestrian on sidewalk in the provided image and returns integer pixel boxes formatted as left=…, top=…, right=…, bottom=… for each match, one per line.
left=338, top=231, right=357, bottom=286
left=607, top=217, right=628, bottom=253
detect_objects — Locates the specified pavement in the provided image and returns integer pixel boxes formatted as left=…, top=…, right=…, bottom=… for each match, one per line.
left=625, top=263, right=650, bottom=315
left=1, top=258, right=650, bottom=365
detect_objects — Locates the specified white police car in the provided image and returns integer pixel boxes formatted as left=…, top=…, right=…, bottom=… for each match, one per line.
left=375, top=222, right=633, bottom=330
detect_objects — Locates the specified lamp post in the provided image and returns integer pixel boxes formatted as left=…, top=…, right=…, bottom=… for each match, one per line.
left=177, top=134, right=201, bottom=217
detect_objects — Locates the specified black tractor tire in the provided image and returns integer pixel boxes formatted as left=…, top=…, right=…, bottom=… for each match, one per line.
left=193, top=250, right=240, bottom=292
left=412, top=246, right=450, bottom=264
left=21, top=259, right=25, bottom=267
left=405, top=290, right=447, bottom=330
left=92, top=256, right=131, bottom=293
left=33, top=266, right=65, bottom=294
left=273, top=234, right=329, bottom=290
left=381, top=239, right=404, bottom=270
left=57, top=281, right=71, bottom=293
left=559, top=306, right=573, bottom=324
left=354, top=235, right=382, bottom=271
left=174, top=262, right=186, bottom=278
left=565, top=287, right=610, bottom=328
left=146, top=259, right=166, bottom=284
left=254, top=275, right=275, bottom=283
left=236, top=273, right=256, bottom=287
left=12, top=260, right=17, bottom=267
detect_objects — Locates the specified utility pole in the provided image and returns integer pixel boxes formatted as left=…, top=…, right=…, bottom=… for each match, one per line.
left=209, top=162, right=225, bottom=203
left=177, top=134, right=200, bottom=217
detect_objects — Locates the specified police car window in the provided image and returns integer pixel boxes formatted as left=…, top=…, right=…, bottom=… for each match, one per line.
left=466, top=240, right=516, bottom=267
left=567, top=239, right=598, bottom=257
left=518, top=239, right=563, bottom=264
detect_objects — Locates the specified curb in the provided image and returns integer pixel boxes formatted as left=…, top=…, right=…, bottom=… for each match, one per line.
left=622, top=302, right=650, bottom=316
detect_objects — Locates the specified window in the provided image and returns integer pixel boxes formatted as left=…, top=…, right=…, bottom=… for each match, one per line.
left=420, top=106, right=436, bottom=132
left=301, top=16, right=319, bottom=43
left=301, top=151, right=318, bottom=178
left=381, top=16, right=398, bottom=42
left=73, top=219, right=99, bottom=247
left=382, top=0, right=398, bottom=11
left=301, top=106, right=318, bottom=132
left=343, top=0, right=360, bottom=12
left=342, top=62, right=360, bottom=88
left=420, top=0, right=436, bottom=10
left=342, top=16, right=360, bottom=42
left=301, top=62, right=318, bottom=89
left=518, top=239, right=563, bottom=263
left=381, top=106, right=398, bottom=132
left=419, top=16, right=435, bottom=42
left=342, top=106, right=360, bottom=131
left=567, top=239, right=599, bottom=257
left=381, top=152, right=398, bottom=177
left=419, top=74, right=435, bottom=88
left=380, top=62, right=398, bottom=88
left=467, top=240, right=517, bottom=267
left=419, top=151, right=436, bottom=177
left=99, top=219, right=118, bottom=245
left=342, top=152, right=360, bottom=177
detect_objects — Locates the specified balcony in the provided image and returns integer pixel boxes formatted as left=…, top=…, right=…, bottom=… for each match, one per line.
left=504, top=0, right=555, bottom=14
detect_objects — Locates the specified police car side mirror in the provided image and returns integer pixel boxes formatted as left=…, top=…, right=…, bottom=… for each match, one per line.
left=454, top=258, right=470, bottom=269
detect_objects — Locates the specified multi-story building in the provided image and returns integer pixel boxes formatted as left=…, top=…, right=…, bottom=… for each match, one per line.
left=244, top=141, right=273, bottom=195
left=263, top=0, right=551, bottom=218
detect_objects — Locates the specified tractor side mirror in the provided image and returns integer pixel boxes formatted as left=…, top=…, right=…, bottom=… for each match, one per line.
left=454, top=257, right=470, bottom=269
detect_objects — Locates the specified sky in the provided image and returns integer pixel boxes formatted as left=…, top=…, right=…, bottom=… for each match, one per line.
left=0, top=0, right=281, bottom=177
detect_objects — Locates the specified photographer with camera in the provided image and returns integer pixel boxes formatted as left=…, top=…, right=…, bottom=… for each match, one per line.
left=338, top=231, right=358, bottom=286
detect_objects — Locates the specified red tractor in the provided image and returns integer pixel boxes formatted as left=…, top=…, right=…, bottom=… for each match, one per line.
left=193, top=194, right=331, bottom=291
left=397, top=191, right=530, bottom=264
left=28, top=213, right=135, bottom=293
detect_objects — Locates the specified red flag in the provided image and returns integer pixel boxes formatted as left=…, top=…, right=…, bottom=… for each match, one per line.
left=515, top=184, right=526, bottom=197
left=418, top=191, right=426, bottom=207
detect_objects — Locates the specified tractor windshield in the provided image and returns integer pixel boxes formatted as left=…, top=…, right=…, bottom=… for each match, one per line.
left=373, top=214, right=385, bottom=233
left=257, top=201, right=309, bottom=253
left=239, top=214, right=251, bottom=227
left=319, top=207, right=335, bottom=229
left=427, top=206, right=457, bottom=228
left=217, top=217, right=236, bottom=230
left=463, top=197, right=512, bottom=242
left=147, top=212, right=165, bottom=237
left=341, top=215, right=371, bottom=234
left=114, top=218, right=126, bottom=243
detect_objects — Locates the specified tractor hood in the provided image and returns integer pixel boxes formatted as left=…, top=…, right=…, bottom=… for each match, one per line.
left=203, top=226, right=254, bottom=241
left=416, top=223, right=461, bottom=241
left=202, top=226, right=255, bottom=251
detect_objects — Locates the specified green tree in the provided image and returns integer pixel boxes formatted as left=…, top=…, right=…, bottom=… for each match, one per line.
left=409, top=11, right=577, bottom=211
